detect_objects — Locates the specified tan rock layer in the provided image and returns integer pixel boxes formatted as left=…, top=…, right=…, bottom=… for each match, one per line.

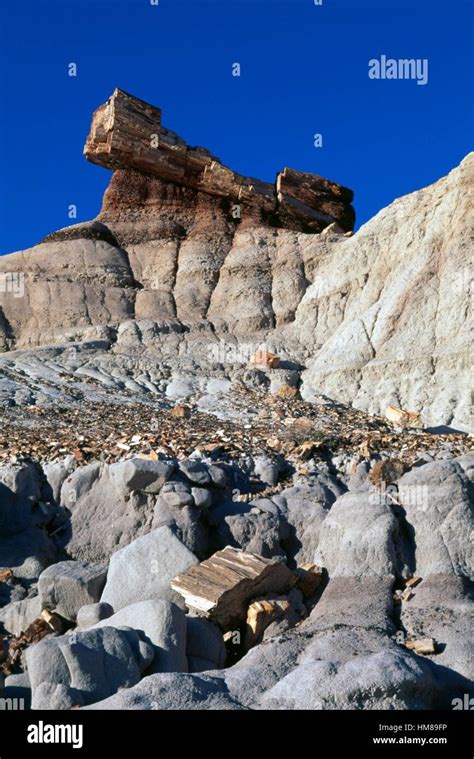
left=84, top=89, right=355, bottom=233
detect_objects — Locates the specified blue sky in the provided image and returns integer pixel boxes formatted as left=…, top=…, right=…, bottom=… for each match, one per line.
left=0, top=0, right=472, bottom=254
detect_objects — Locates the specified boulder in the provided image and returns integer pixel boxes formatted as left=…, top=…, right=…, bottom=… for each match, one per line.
left=61, top=462, right=160, bottom=562
left=397, top=459, right=473, bottom=578
left=208, top=465, right=227, bottom=489
left=92, top=599, right=188, bottom=674
left=186, top=617, right=226, bottom=672
left=26, top=626, right=154, bottom=709
left=38, top=560, right=107, bottom=622
left=4, top=671, right=31, bottom=708
left=272, top=480, right=341, bottom=565
left=100, top=526, right=198, bottom=612
left=314, top=491, right=408, bottom=578
left=0, top=594, right=42, bottom=636
left=259, top=648, right=456, bottom=710
left=0, top=462, right=43, bottom=536
left=0, top=527, right=58, bottom=581
left=76, top=602, right=114, bottom=629
left=43, top=456, right=76, bottom=504
left=225, top=510, right=290, bottom=559
left=395, top=458, right=474, bottom=679
left=109, top=458, right=174, bottom=495
left=253, top=456, right=280, bottom=487
left=83, top=672, right=240, bottom=710
left=178, top=460, right=212, bottom=486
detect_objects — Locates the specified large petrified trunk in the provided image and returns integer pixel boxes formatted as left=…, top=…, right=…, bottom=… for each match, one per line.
left=170, top=547, right=298, bottom=631
left=84, top=88, right=355, bottom=233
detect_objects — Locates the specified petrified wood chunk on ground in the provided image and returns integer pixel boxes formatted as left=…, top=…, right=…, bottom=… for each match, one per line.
left=295, top=563, right=324, bottom=598
left=84, top=89, right=355, bottom=233
left=170, top=547, right=297, bottom=631
left=244, top=596, right=290, bottom=650
left=249, top=350, right=280, bottom=369
left=405, top=638, right=436, bottom=655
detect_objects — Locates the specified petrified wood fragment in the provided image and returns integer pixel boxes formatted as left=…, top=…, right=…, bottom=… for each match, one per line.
left=170, top=547, right=297, bottom=631
left=84, top=89, right=355, bottom=233
left=244, top=596, right=290, bottom=650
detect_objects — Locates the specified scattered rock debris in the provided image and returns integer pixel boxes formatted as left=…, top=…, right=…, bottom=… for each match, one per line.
left=0, top=386, right=469, bottom=468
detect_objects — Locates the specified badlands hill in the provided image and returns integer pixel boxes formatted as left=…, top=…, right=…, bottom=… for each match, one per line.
left=0, top=88, right=471, bottom=430
left=0, top=91, right=472, bottom=713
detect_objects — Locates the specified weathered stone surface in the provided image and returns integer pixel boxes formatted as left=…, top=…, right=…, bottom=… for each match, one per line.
left=4, top=671, right=31, bottom=708
left=272, top=479, right=342, bottom=565
left=109, top=458, right=174, bottom=495
left=314, top=490, right=408, bottom=578
left=397, top=459, right=473, bottom=578
left=76, top=602, right=114, bottom=629
left=394, top=458, right=474, bottom=680
left=101, top=526, right=198, bottom=612
left=0, top=116, right=470, bottom=431
left=258, top=648, right=450, bottom=710
left=43, top=456, right=76, bottom=504
left=92, top=599, right=188, bottom=674
left=38, top=560, right=107, bottom=622
left=0, top=231, right=136, bottom=350
left=170, top=547, right=297, bottom=630
left=83, top=579, right=472, bottom=710
left=84, top=671, right=240, bottom=710
left=61, top=462, right=160, bottom=562
left=0, top=93, right=473, bottom=717
left=0, top=528, right=58, bottom=582
left=296, top=154, right=473, bottom=430
left=0, top=594, right=42, bottom=636
left=26, top=626, right=153, bottom=709
left=186, top=617, right=226, bottom=672
left=84, top=461, right=472, bottom=710
left=225, top=510, right=290, bottom=559
left=0, top=463, right=43, bottom=535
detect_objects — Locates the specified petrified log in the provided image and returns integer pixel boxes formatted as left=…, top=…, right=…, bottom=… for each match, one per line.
left=84, top=89, right=355, bottom=233
left=170, top=547, right=297, bottom=631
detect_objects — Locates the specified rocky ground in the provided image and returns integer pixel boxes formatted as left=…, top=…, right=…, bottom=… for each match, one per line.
left=0, top=91, right=472, bottom=711
left=0, top=374, right=472, bottom=710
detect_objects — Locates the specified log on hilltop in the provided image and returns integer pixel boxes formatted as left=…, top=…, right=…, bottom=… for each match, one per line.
left=84, top=88, right=355, bottom=233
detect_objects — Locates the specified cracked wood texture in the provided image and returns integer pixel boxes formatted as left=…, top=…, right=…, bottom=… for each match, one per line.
left=170, top=547, right=297, bottom=630
left=84, top=88, right=355, bottom=233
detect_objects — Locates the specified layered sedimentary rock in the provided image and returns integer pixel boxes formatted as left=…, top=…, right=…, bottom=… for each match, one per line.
left=0, top=90, right=471, bottom=429
left=293, top=154, right=474, bottom=429
left=84, top=88, right=355, bottom=234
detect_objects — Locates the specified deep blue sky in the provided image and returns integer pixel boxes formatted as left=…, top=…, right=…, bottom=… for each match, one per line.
left=0, top=0, right=472, bottom=255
